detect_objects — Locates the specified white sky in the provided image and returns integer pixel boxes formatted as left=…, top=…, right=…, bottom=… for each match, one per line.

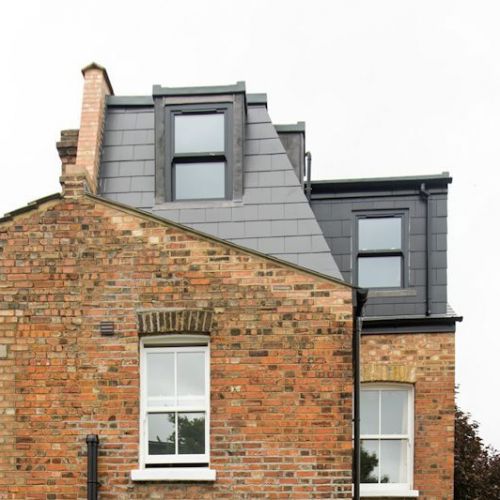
left=1, top=0, right=499, bottom=449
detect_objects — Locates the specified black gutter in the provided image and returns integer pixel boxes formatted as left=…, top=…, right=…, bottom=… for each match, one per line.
left=420, top=183, right=432, bottom=316
left=353, top=288, right=368, bottom=500
left=86, top=434, right=99, bottom=500
left=305, top=151, right=312, bottom=201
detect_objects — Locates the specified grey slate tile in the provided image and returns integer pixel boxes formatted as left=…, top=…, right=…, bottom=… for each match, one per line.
left=246, top=122, right=276, bottom=140
left=179, top=209, right=206, bottom=223
left=246, top=106, right=271, bottom=124
left=100, top=162, right=121, bottom=178
left=243, top=187, right=272, bottom=204
left=273, top=253, right=298, bottom=264
left=141, top=192, right=154, bottom=209
left=244, top=154, right=272, bottom=172
left=311, top=235, right=331, bottom=252
left=231, top=205, right=259, bottom=221
left=123, top=129, right=154, bottom=145
left=244, top=220, right=272, bottom=238
left=130, top=176, right=154, bottom=192
left=102, top=176, right=132, bottom=193
left=244, top=172, right=260, bottom=188
left=284, top=236, right=312, bottom=253
left=283, top=170, right=300, bottom=186
left=244, top=140, right=260, bottom=155
left=119, top=161, right=146, bottom=177
left=271, top=187, right=304, bottom=203
left=114, top=192, right=142, bottom=206
left=259, top=171, right=285, bottom=187
left=283, top=203, right=313, bottom=220
left=205, top=207, right=232, bottom=222
left=271, top=220, right=298, bottom=237
left=271, top=154, right=292, bottom=171
left=106, top=113, right=137, bottom=131
left=297, top=219, right=323, bottom=236
left=257, top=237, right=285, bottom=254
left=217, top=222, right=246, bottom=239
left=188, top=222, right=218, bottom=235
left=102, top=146, right=134, bottom=162
left=258, top=138, right=285, bottom=155
left=133, top=145, right=155, bottom=160
left=103, top=131, right=123, bottom=146
left=135, top=112, right=155, bottom=129
left=231, top=237, right=258, bottom=247
left=143, top=160, right=155, bottom=175
left=258, top=204, right=284, bottom=220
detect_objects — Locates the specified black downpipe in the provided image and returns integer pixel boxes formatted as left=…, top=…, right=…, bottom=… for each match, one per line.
left=86, top=434, right=99, bottom=500
left=353, top=288, right=368, bottom=500
left=305, top=151, right=312, bottom=200
left=420, top=183, right=432, bottom=316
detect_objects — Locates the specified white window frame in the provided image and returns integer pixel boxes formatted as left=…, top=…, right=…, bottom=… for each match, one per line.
left=360, top=383, right=418, bottom=497
left=139, top=335, right=210, bottom=468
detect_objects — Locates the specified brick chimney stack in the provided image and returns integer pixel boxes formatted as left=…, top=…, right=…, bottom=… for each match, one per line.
left=59, top=63, right=113, bottom=197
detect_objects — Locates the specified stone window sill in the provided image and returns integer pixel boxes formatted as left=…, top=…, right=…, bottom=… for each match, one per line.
left=131, top=467, right=216, bottom=482
left=360, top=488, right=419, bottom=497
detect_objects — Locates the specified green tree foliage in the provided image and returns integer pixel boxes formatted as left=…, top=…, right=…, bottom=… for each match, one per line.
left=455, top=407, right=500, bottom=499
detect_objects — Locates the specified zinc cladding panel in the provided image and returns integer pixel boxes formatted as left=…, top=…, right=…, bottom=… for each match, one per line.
left=98, top=103, right=342, bottom=279
left=311, top=193, right=448, bottom=316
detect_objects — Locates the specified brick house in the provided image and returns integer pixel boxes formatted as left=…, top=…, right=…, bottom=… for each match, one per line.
left=0, top=63, right=460, bottom=498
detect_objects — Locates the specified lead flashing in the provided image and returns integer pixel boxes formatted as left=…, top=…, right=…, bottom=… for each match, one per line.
left=311, top=172, right=452, bottom=195
left=247, top=93, right=267, bottom=106
left=106, top=95, right=153, bottom=107
left=153, top=81, right=246, bottom=97
left=275, top=122, right=306, bottom=134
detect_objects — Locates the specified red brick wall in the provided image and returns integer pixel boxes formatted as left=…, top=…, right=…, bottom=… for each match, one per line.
left=361, top=332, right=455, bottom=499
left=0, top=195, right=353, bottom=499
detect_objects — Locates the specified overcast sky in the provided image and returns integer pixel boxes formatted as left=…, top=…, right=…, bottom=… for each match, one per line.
left=1, top=0, right=499, bottom=449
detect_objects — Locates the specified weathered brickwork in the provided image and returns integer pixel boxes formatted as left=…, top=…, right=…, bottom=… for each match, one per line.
left=361, top=333, right=455, bottom=499
left=0, top=194, right=353, bottom=499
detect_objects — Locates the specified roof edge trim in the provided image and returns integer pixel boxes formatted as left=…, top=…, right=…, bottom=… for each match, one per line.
left=153, top=81, right=246, bottom=97
left=106, top=96, right=153, bottom=107
left=0, top=193, right=62, bottom=223
left=275, top=122, right=306, bottom=134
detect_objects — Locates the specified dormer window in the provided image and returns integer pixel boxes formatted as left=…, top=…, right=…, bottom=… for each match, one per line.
left=170, top=108, right=230, bottom=200
left=152, top=83, right=245, bottom=205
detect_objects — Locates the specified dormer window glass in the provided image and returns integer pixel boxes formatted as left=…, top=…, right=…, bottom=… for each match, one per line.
left=172, top=112, right=226, bottom=200
left=356, top=216, right=404, bottom=288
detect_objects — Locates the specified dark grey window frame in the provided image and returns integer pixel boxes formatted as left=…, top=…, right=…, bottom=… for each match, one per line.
left=161, top=103, right=233, bottom=202
left=354, top=211, right=408, bottom=289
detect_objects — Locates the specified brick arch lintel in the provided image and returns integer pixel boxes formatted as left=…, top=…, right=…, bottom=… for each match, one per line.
left=361, top=364, right=416, bottom=384
left=137, top=309, right=214, bottom=335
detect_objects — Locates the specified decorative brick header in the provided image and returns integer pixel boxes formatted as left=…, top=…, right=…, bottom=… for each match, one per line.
left=137, top=309, right=214, bottom=335
left=361, top=364, right=416, bottom=383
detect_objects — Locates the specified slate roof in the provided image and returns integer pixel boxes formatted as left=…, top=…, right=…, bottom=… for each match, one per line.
left=99, top=95, right=342, bottom=280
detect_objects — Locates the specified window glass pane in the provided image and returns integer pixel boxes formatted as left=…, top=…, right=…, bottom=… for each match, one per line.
left=360, top=390, right=379, bottom=435
left=148, top=413, right=175, bottom=455
left=146, top=352, right=175, bottom=407
left=361, top=440, right=380, bottom=483
left=358, top=256, right=402, bottom=288
left=175, top=162, right=225, bottom=200
left=177, top=351, right=205, bottom=407
left=359, top=218, right=401, bottom=250
left=380, top=440, right=408, bottom=483
left=175, top=113, right=224, bottom=154
left=178, top=412, right=206, bottom=455
left=381, top=390, right=408, bottom=435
